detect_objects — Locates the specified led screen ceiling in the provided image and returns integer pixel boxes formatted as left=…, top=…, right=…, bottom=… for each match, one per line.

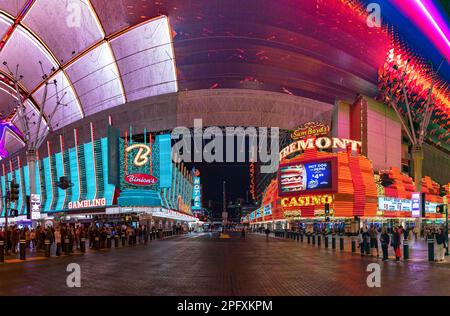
left=0, top=0, right=447, bottom=157
left=0, top=1, right=177, bottom=156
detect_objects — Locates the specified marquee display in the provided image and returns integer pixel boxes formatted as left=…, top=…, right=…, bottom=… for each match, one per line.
left=278, top=158, right=336, bottom=195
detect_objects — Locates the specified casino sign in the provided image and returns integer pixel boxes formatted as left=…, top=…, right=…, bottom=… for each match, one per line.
left=280, top=194, right=333, bottom=208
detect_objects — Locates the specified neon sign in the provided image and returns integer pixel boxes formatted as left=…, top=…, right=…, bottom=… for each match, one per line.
left=291, top=122, right=330, bottom=140
left=279, top=137, right=362, bottom=161
left=280, top=194, right=333, bottom=208
left=68, top=198, right=106, bottom=209
left=124, top=173, right=157, bottom=186
left=192, top=174, right=202, bottom=210
left=125, top=143, right=152, bottom=167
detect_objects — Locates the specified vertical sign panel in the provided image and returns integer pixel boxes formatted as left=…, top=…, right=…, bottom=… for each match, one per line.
left=192, top=175, right=202, bottom=211
left=411, top=192, right=420, bottom=217
left=158, top=134, right=172, bottom=188
left=107, top=126, right=120, bottom=186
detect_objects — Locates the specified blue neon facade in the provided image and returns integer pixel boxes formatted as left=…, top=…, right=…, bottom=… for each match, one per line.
left=0, top=132, right=194, bottom=218
left=0, top=138, right=116, bottom=215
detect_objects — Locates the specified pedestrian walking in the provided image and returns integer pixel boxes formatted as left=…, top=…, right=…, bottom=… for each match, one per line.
left=55, top=227, right=62, bottom=256
left=11, top=226, right=19, bottom=254
left=391, top=227, right=402, bottom=261
left=265, top=228, right=270, bottom=241
left=25, top=228, right=31, bottom=249
left=369, top=225, right=379, bottom=257
left=435, top=228, right=447, bottom=262
left=380, top=227, right=390, bottom=261
left=361, top=225, right=370, bottom=255
left=30, top=229, right=36, bottom=249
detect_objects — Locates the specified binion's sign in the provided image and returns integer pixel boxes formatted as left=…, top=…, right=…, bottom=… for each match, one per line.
left=125, top=173, right=157, bottom=186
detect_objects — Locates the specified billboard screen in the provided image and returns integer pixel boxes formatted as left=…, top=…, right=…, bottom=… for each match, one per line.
left=278, top=158, right=336, bottom=195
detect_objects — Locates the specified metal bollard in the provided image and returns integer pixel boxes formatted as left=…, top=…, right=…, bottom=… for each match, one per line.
left=332, top=236, right=336, bottom=249
left=351, top=237, right=356, bottom=253
left=107, top=236, right=112, bottom=248
left=312, top=234, right=316, bottom=246
left=45, top=239, right=51, bottom=257
left=80, top=238, right=86, bottom=253
left=19, top=240, right=26, bottom=260
left=340, top=236, right=344, bottom=251
left=300, top=233, right=304, bottom=243
left=325, top=235, right=329, bottom=248
left=0, top=240, right=4, bottom=263
left=297, top=233, right=299, bottom=242
left=403, top=239, right=409, bottom=260
left=95, top=237, right=100, bottom=250
left=428, top=237, right=434, bottom=261
left=64, top=238, right=70, bottom=255
left=122, top=235, right=126, bottom=247
left=307, top=233, right=311, bottom=244
left=114, top=235, right=119, bottom=248
left=317, top=235, right=321, bottom=247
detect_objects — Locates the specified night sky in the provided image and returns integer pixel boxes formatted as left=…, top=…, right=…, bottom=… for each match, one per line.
left=186, top=162, right=250, bottom=218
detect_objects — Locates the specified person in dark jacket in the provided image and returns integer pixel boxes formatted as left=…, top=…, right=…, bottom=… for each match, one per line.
left=380, top=227, right=390, bottom=261
left=391, top=227, right=402, bottom=261
left=435, top=228, right=447, bottom=262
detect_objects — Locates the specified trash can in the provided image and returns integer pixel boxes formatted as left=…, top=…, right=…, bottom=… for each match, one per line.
left=428, top=236, right=434, bottom=261
left=64, top=238, right=70, bottom=255
left=403, top=239, right=409, bottom=260
left=94, top=237, right=100, bottom=250
left=80, top=238, right=86, bottom=253
left=45, top=239, right=51, bottom=257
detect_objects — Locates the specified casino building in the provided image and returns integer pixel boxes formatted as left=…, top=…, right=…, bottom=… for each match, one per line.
left=0, top=122, right=198, bottom=229
left=245, top=118, right=449, bottom=232
left=0, top=0, right=447, bottom=231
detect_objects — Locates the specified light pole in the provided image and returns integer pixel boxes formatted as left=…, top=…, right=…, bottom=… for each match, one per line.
left=446, top=201, right=449, bottom=256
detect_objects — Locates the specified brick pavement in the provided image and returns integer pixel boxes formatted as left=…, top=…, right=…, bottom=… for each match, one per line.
left=0, top=232, right=448, bottom=296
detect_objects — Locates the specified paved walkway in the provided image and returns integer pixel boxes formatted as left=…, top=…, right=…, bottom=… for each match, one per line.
left=1, top=235, right=178, bottom=264
left=0, top=232, right=448, bottom=296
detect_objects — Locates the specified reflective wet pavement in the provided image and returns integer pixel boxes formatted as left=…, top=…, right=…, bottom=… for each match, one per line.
left=0, top=232, right=448, bottom=296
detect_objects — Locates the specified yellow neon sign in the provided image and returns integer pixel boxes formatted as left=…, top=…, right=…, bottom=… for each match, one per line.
left=280, top=194, right=333, bottom=207
left=125, top=144, right=152, bottom=167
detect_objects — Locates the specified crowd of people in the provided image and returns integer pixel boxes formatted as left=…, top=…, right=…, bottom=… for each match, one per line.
left=357, top=224, right=447, bottom=262
left=0, top=222, right=187, bottom=256
left=252, top=222, right=448, bottom=262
